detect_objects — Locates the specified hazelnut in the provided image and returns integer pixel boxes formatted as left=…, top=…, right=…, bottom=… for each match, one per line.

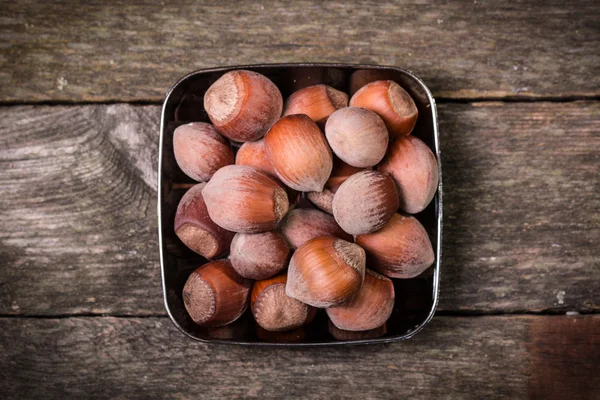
left=332, top=170, right=399, bottom=235
left=204, top=70, right=283, bottom=142
left=173, top=122, right=234, bottom=182
left=202, top=165, right=289, bottom=233
left=326, top=269, right=394, bottom=331
left=279, top=208, right=352, bottom=249
left=182, top=260, right=252, bottom=327
left=283, top=84, right=348, bottom=125
left=251, top=273, right=316, bottom=332
left=350, top=80, right=418, bottom=139
left=174, top=183, right=235, bottom=259
left=377, top=135, right=439, bottom=214
left=264, top=114, right=333, bottom=192
left=229, top=231, right=291, bottom=280
left=306, top=158, right=365, bottom=214
left=235, top=139, right=277, bottom=176
left=328, top=320, right=387, bottom=341
left=286, top=236, right=366, bottom=308
left=305, top=190, right=335, bottom=214
left=355, top=214, right=434, bottom=279
left=325, top=107, right=389, bottom=168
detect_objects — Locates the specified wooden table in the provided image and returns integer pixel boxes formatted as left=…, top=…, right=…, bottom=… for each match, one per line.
left=1, top=1, right=598, bottom=398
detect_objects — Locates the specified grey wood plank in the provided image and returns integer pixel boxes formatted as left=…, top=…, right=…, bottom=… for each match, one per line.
left=0, top=315, right=597, bottom=399
left=0, top=0, right=598, bottom=102
left=440, top=101, right=600, bottom=312
left=0, top=105, right=164, bottom=315
left=0, top=102, right=598, bottom=315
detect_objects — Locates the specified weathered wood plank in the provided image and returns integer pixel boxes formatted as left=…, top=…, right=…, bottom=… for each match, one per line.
left=0, top=105, right=164, bottom=315
left=0, top=316, right=597, bottom=399
left=0, top=102, right=598, bottom=315
left=0, top=0, right=598, bottom=102
left=440, top=101, right=600, bottom=312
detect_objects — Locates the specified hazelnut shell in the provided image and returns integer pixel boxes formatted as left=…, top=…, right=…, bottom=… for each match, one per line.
left=326, top=269, right=395, bottom=331
left=230, top=231, right=291, bottom=280
left=283, top=84, right=348, bottom=125
left=251, top=273, right=317, bottom=332
left=325, top=107, right=389, bottom=168
left=306, top=158, right=365, bottom=214
left=174, top=183, right=235, bottom=259
left=355, top=213, right=435, bottom=278
left=350, top=80, right=418, bottom=139
left=279, top=208, right=352, bottom=249
left=264, top=114, right=333, bottom=192
left=235, top=139, right=277, bottom=176
left=332, top=170, right=399, bottom=235
left=328, top=320, right=387, bottom=341
left=204, top=70, right=283, bottom=142
left=173, top=122, right=234, bottom=182
left=202, top=165, right=289, bottom=233
left=377, top=135, right=439, bottom=214
left=286, top=236, right=366, bottom=308
left=182, top=260, right=252, bottom=327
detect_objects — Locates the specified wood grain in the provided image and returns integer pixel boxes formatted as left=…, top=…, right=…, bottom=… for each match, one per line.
left=0, top=315, right=597, bottom=399
left=1, top=102, right=598, bottom=316
left=0, top=0, right=598, bottom=102
left=527, top=316, right=600, bottom=399
left=0, top=105, right=163, bottom=315
left=440, top=101, right=600, bottom=312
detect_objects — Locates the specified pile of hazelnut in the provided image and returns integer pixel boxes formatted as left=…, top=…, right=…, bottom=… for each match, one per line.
left=173, top=69, right=438, bottom=339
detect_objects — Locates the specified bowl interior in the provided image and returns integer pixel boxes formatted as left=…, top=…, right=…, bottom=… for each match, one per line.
left=159, top=64, right=441, bottom=345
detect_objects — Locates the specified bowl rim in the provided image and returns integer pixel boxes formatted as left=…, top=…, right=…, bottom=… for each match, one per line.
left=158, top=63, right=443, bottom=346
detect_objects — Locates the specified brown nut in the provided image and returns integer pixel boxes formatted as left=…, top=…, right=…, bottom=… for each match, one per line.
left=377, top=135, right=439, bottom=214
left=234, top=139, right=301, bottom=206
left=286, top=236, right=366, bottom=308
left=325, top=107, right=389, bottom=168
left=264, top=114, right=333, bottom=192
left=202, top=165, right=289, bottom=233
left=204, top=70, right=283, bottom=142
left=235, top=139, right=277, bottom=176
left=306, top=158, right=365, bottom=214
left=251, top=273, right=317, bottom=332
left=332, top=170, right=399, bottom=235
left=326, top=269, right=394, bottom=331
left=305, top=190, right=335, bottom=214
left=279, top=208, right=352, bottom=249
left=355, top=213, right=434, bottom=279
left=328, top=320, right=387, bottom=341
left=173, top=122, right=234, bottom=182
left=174, top=183, right=235, bottom=259
left=283, top=84, right=348, bottom=125
left=182, top=260, right=252, bottom=327
left=229, top=231, right=290, bottom=280
left=350, top=80, right=418, bottom=139
left=217, top=138, right=301, bottom=208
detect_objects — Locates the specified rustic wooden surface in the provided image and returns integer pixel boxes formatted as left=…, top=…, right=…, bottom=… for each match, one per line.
left=1, top=0, right=599, bottom=102
left=1, top=1, right=599, bottom=398
left=1, top=102, right=598, bottom=316
left=0, top=315, right=597, bottom=399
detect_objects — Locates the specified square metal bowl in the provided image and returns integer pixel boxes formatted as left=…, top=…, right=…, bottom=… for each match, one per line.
left=158, top=63, right=442, bottom=345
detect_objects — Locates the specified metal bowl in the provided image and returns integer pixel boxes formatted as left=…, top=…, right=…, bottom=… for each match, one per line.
left=158, top=63, right=442, bottom=345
